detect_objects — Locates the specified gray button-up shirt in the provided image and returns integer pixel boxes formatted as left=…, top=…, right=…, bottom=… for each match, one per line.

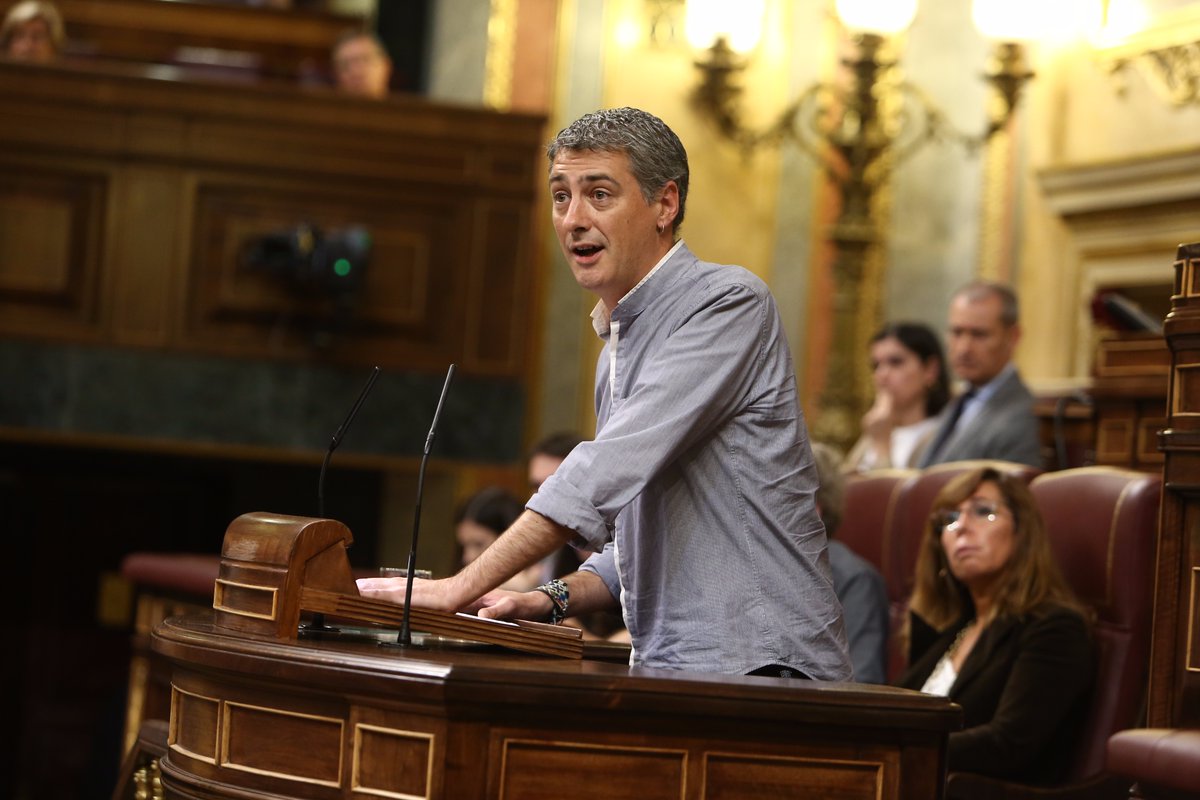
left=527, top=243, right=851, bottom=679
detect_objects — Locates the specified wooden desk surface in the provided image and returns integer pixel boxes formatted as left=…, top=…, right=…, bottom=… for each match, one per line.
left=153, top=613, right=960, bottom=799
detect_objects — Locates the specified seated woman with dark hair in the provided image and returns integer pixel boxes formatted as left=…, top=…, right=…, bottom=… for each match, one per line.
left=846, top=321, right=950, bottom=471
left=897, top=467, right=1094, bottom=786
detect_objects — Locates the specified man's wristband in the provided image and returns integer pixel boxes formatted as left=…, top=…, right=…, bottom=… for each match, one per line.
left=534, top=579, right=569, bottom=624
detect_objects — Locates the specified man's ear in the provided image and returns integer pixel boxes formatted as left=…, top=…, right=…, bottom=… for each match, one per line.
left=1007, top=322, right=1022, bottom=349
left=656, top=181, right=680, bottom=232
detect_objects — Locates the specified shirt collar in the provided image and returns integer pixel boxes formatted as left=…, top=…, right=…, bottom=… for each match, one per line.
left=590, top=239, right=685, bottom=336
left=969, top=361, right=1016, bottom=405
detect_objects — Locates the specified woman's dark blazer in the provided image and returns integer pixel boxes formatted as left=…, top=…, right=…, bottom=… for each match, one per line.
left=897, top=606, right=1094, bottom=786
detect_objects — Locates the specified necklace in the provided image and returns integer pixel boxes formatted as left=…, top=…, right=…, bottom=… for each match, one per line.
left=947, top=619, right=981, bottom=666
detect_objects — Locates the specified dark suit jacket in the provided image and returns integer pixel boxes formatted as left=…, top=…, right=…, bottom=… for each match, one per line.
left=918, top=368, right=1042, bottom=468
left=897, top=607, right=1094, bottom=785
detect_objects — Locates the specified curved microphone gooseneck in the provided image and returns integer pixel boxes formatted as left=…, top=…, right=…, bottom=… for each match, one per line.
left=396, top=363, right=456, bottom=647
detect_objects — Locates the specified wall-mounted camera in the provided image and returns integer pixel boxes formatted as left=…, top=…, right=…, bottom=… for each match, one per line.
left=239, top=224, right=373, bottom=346
left=240, top=223, right=372, bottom=296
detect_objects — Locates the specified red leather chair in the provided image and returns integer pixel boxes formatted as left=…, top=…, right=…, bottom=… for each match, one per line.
left=1107, top=728, right=1200, bottom=800
left=838, top=468, right=917, bottom=579
left=945, top=466, right=1161, bottom=799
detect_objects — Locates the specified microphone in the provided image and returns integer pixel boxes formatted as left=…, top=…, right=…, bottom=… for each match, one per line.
left=394, top=363, right=456, bottom=647
left=319, top=366, right=382, bottom=518
left=302, top=365, right=381, bottom=635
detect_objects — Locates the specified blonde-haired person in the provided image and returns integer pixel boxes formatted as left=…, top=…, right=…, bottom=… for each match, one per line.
left=1, top=1, right=63, bottom=63
left=897, top=466, right=1093, bottom=785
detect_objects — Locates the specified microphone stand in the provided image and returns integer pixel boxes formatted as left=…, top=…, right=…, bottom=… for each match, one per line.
left=302, top=365, right=381, bottom=636
left=393, top=363, right=455, bottom=648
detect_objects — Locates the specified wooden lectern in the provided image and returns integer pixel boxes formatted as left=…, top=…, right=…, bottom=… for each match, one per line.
left=151, top=513, right=961, bottom=799
left=211, top=512, right=584, bottom=658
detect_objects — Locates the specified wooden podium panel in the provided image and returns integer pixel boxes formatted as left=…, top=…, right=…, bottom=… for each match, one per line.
left=153, top=615, right=960, bottom=800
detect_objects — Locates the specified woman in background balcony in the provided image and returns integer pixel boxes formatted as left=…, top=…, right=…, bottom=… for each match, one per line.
left=845, top=321, right=950, bottom=471
left=0, top=1, right=63, bottom=63
left=897, top=466, right=1094, bottom=785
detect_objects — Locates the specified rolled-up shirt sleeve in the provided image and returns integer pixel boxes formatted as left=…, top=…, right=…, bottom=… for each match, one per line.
left=577, top=542, right=620, bottom=601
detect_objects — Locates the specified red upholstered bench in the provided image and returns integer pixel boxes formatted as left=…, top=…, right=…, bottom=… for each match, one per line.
left=120, top=551, right=223, bottom=598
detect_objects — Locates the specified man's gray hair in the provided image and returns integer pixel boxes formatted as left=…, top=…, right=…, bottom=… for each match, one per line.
left=955, top=280, right=1019, bottom=327
left=547, top=107, right=689, bottom=234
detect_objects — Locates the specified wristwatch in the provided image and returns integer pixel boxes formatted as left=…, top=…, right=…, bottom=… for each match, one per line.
left=534, top=578, right=569, bottom=624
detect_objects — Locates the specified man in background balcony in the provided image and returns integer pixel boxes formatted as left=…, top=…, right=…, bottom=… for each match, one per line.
left=331, top=30, right=391, bottom=99
left=918, top=281, right=1041, bottom=468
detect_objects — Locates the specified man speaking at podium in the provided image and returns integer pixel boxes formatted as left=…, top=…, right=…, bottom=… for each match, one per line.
left=359, top=108, right=851, bottom=680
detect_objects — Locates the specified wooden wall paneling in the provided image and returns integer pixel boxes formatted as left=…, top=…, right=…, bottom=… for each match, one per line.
left=464, top=200, right=534, bottom=375
left=1, top=92, right=125, bottom=155
left=0, top=61, right=546, bottom=379
left=110, top=166, right=186, bottom=347
left=1093, top=334, right=1169, bottom=470
left=0, top=155, right=109, bottom=341
left=180, top=172, right=470, bottom=370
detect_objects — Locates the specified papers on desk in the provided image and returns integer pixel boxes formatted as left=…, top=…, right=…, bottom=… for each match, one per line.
left=456, top=612, right=518, bottom=628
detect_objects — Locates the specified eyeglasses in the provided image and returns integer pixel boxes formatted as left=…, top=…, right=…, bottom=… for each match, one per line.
left=936, top=500, right=1006, bottom=532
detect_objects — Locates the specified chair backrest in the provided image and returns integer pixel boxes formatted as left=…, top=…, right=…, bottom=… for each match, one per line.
left=838, top=469, right=917, bottom=590
left=1029, top=467, right=1161, bottom=779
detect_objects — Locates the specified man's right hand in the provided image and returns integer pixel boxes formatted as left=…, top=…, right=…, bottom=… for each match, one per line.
left=356, top=576, right=464, bottom=612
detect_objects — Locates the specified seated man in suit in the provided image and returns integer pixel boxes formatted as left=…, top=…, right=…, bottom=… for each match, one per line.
left=918, top=281, right=1041, bottom=468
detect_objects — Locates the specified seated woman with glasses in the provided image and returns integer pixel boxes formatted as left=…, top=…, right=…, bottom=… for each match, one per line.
left=896, top=466, right=1094, bottom=786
